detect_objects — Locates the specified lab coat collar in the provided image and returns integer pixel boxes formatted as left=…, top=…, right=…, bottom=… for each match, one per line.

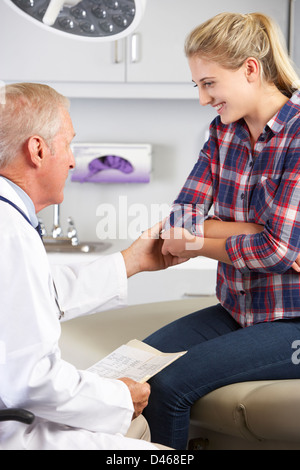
left=0, top=177, right=38, bottom=228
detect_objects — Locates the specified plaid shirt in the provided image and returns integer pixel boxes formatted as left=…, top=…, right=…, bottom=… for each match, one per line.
left=174, top=91, right=300, bottom=327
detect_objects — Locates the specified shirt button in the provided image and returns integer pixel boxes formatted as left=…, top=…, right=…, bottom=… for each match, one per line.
left=240, top=291, right=246, bottom=295
left=241, top=193, right=245, bottom=200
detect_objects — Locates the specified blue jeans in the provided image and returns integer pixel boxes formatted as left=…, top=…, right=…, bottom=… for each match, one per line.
left=143, top=304, right=300, bottom=449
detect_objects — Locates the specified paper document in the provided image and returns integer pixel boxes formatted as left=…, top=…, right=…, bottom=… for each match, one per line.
left=88, top=339, right=187, bottom=383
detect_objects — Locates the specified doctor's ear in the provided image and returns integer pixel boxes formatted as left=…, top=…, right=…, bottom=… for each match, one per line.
left=27, top=135, right=49, bottom=167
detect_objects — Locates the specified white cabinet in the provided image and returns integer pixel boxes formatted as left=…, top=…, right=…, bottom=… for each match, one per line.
left=126, top=0, right=290, bottom=85
left=0, top=0, right=290, bottom=98
left=127, top=259, right=218, bottom=305
left=47, top=251, right=218, bottom=305
left=0, top=1, right=125, bottom=83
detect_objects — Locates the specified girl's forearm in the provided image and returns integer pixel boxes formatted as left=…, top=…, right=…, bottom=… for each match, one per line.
left=162, top=221, right=264, bottom=266
left=184, top=220, right=264, bottom=264
left=204, top=219, right=264, bottom=239
left=196, top=237, right=231, bottom=264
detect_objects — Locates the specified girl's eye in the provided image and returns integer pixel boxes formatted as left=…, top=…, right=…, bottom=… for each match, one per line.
left=192, top=81, right=214, bottom=88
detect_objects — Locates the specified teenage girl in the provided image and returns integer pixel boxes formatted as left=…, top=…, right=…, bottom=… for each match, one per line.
left=143, top=12, right=300, bottom=449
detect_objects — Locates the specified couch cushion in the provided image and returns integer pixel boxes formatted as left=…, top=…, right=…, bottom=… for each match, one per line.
left=191, top=380, right=300, bottom=442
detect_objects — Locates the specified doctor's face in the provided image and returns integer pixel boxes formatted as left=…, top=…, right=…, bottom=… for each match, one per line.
left=41, top=108, right=76, bottom=206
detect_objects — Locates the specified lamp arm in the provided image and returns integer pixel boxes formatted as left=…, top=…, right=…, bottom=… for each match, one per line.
left=43, top=0, right=81, bottom=26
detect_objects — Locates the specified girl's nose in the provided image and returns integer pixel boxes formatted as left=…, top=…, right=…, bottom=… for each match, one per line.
left=198, top=88, right=212, bottom=107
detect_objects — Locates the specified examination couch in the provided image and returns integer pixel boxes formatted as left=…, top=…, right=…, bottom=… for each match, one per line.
left=47, top=297, right=300, bottom=450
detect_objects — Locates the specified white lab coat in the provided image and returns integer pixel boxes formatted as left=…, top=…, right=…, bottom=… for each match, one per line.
left=0, top=178, right=156, bottom=450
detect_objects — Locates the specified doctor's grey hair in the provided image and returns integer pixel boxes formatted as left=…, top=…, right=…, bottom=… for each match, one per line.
left=0, top=83, right=70, bottom=169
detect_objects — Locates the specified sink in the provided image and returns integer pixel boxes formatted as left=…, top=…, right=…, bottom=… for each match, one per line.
left=44, top=238, right=111, bottom=254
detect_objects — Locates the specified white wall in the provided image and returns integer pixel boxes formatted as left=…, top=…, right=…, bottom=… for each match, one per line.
left=40, top=97, right=215, bottom=244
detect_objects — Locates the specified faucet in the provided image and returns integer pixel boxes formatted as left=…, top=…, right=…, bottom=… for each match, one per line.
left=67, top=217, right=79, bottom=246
left=52, top=204, right=63, bottom=239
left=40, top=204, right=79, bottom=246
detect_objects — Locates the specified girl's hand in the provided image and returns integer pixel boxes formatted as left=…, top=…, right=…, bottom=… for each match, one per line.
left=161, top=227, right=203, bottom=258
left=292, top=254, right=300, bottom=273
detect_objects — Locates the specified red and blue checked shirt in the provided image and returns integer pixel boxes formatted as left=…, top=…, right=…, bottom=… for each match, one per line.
left=173, top=91, right=300, bottom=327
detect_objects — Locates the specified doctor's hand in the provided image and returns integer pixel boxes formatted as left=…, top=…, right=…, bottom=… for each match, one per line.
left=119, top=378, right=151, bottom=420
left=121, top=220, right=188, bottom=278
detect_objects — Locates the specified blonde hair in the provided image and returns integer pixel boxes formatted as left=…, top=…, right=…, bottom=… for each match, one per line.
left=185, top=12, right=300, bottom=97
left=0, top=83, right=70, bottom=169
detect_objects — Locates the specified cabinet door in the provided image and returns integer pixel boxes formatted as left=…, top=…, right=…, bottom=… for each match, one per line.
left=126, top=0, right=290, bottom=84
left=0, top=1, right=125, bottom=83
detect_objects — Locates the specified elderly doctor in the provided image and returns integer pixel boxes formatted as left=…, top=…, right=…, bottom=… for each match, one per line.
left=0, top=83, right=181, bottom=450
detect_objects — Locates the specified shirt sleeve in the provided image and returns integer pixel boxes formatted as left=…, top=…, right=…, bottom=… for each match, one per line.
left=168, top=133, right=216, bottom=236
left=226, top=135, right=300, bottom=274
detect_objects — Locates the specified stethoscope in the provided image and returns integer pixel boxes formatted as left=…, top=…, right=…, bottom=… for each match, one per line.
left=0, top=195, right=65, bottom=320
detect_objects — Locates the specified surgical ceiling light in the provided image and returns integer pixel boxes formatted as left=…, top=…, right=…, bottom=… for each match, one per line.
left=5, top=0, right=147, bottom=41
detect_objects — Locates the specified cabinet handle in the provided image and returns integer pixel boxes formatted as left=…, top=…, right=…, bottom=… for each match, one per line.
left=113, top=40, right=123, bottom=64
left=130, top=33, right=140, bottom=63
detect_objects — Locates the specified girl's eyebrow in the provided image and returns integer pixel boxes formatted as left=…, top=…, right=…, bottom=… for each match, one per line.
left=199, top=76, right=215, bottom=82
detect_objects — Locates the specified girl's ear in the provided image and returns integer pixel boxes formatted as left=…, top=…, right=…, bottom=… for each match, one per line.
left=244, top=57, right=260, bottom=83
